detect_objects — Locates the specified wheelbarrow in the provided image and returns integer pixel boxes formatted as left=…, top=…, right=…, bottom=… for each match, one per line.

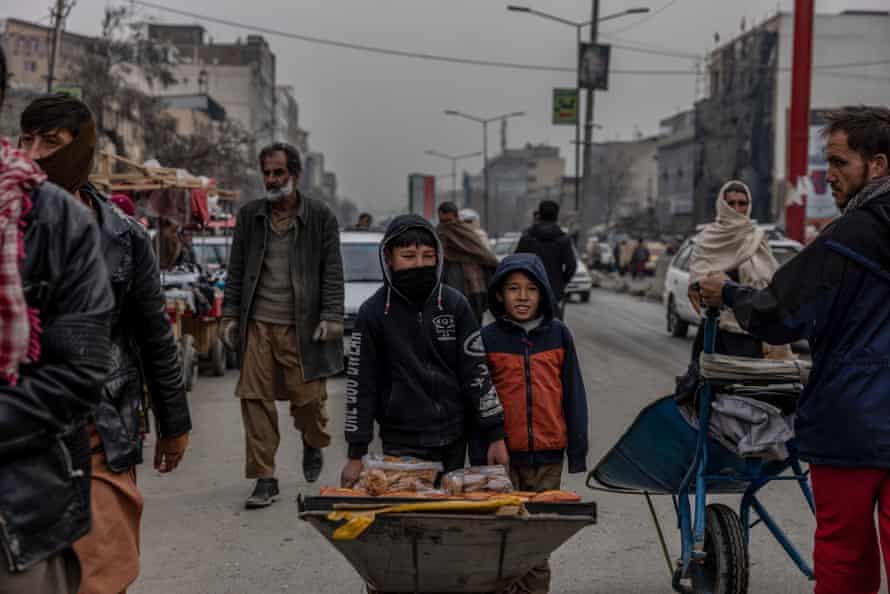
left=587, top=310, right=815, bottom=593
left=298, top=494, right=596, bottom=593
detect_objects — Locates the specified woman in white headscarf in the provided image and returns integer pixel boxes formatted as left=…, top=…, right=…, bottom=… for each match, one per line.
left=687, top=180, right=790, bottom=359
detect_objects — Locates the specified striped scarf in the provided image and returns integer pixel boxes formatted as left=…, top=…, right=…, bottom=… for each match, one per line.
left=844, top=176, right=890, bottom=214
left=0, top=137, right=46, bottom=385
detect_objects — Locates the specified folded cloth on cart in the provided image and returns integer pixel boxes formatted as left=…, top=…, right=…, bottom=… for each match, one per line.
left=721, top=382, right=802, bottom=415
left=708, top=394, right=794, bottom=461
left=700, top=353, right=811, bottom=385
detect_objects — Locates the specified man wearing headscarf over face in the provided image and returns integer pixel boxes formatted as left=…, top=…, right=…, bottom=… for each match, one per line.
left=0, top=48, right=112, bottom=594
left=20, top=94, right=191, bottom=594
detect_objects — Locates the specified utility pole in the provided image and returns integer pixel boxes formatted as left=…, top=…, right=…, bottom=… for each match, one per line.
left=580, top=0, right=600, bottom=234
left=47, top=0, right=74, bottom=93
left=785, top=0, right=814, bottom=243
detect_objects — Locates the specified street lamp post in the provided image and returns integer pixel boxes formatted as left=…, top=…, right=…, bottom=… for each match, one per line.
left=443, top=110, right=526, bottom=230
left=424, top=149, right=482, bottom=202
left=507, top=4, right=649, bottom=228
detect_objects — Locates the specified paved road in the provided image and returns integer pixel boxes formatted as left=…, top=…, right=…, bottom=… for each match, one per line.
left=132, top=289, right=819, bottom=594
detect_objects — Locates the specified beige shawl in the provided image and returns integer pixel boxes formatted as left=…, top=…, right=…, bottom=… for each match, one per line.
left=690, top=181, right=789, bottom=357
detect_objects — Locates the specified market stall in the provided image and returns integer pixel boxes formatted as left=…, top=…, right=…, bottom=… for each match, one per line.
left=91, top=151, right=240, bottom=389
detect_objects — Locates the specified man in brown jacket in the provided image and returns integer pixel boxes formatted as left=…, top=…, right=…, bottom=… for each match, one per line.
left=220, top=142, right=344, bottom=509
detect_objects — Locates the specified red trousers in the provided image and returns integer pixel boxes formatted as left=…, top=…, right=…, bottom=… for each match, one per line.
left=810, top=465, right=890, bottom=594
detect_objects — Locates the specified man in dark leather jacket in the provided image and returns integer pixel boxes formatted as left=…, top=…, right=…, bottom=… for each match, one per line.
left=0, top=47, right=113, bottom=594
left=20, top=94, right=191, bottom=594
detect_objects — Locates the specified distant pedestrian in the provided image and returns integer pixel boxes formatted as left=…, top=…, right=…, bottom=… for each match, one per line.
left=354, top=212, right=373, bottom=230
left=515, top=200, right=576, bottom=319
left=630, top=238, right=650, bottom=279
left=437, top=201, right=498, bottom=323
left=221, top=142, right=344, bottom=509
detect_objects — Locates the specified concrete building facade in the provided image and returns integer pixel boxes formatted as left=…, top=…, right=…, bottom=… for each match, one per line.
left=695, top=10, right=890, bottom=226
left=0, top=18, right=91, bottom=92
left=656, top=110, right=697, bottom=234
left=148, top=25, right=277, bottom=149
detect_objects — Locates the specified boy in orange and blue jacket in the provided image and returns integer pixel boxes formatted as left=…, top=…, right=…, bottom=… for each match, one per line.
left=479, top=253, right=589, bottom=593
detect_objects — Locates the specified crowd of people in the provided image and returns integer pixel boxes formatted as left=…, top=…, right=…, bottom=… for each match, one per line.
left=2, top=35, right=890, bottom=594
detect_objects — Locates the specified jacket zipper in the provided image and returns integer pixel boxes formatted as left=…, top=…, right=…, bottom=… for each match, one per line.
left=523, top=336, right=535, bottom=462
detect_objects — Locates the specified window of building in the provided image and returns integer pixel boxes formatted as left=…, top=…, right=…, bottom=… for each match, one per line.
left=24, top=61, right=37, bottom=73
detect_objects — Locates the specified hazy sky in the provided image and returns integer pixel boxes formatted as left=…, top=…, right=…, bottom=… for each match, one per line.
left=8, top=0, right=888, bottom=214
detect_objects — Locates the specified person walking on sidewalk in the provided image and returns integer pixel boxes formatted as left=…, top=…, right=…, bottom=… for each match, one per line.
left=437, top=201, right=498, bottom=323
left=481, top=253, right=589, bottom=593
left=221, top=142, right=344, bottom=509
left=699, top=106, right=890, bottom=594
left=19, top=93, right=193, bottom=594
left=515, top=200, right=576, bottom=319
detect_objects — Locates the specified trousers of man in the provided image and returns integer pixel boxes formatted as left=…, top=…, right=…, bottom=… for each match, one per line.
left=73, top=424, right=143, bottom=594
left=502, top=463, right=563, bottom=594
left=810, top=465, right=890, bottom=594
left=0, top=549, right=80, bottom=594
left=236, top=320, right=330, bottom=478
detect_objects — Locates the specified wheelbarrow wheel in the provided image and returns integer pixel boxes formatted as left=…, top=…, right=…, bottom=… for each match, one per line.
left=692, top=504, right=749, bottom=594
left=182, top=335, right=198, bottom=392
left=209, top=336, right=227, bottom=377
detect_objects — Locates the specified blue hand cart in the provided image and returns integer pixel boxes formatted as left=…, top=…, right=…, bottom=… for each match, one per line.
left=587, top=311, right=816, bottom=593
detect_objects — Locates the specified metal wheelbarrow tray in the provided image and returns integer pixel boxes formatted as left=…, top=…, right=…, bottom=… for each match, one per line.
left=298, top=495, right=596, bottom=593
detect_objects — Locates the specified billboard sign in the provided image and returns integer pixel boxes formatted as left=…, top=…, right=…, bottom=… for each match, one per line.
left=552, top=88, right=578, bottom=125
left=408, top=174, right=436, bottom=219
left=579, top=43, right=610, bottom=91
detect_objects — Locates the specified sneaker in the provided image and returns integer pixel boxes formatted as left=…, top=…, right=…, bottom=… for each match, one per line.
left=303, top=445, right=323, bottom=483
left=245, top=478, right=279, bottom=509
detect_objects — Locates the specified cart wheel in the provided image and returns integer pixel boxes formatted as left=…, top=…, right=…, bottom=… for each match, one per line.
left=692, top=504, right=749, bottom=594
left=225, top=346, right=239, bottom=369
left=182, top=335, right=198, bottom=392
left=209, top=336, right=226, bottom=377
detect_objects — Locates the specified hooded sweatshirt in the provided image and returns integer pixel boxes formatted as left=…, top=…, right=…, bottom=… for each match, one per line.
left=722, top=178, right=890, bottom=468
left=344, top=214, right=505, bottom=459
left=515, top=221, right=577, bottom=301
left=481, top=253, right=589, bottom=473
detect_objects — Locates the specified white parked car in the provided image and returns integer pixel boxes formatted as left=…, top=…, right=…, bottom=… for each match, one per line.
left=341, top=231, right=386, bottom=356
left=663, top=236, right=802, bottom=338
left=565, top=258, right=593, bottom=303
left=494, top=234, right=520, bottom=262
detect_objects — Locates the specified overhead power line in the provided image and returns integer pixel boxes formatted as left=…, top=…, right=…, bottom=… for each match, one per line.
left=604, top=0, right=683, bottom=35
left=132, top=0, right=889, bottom=78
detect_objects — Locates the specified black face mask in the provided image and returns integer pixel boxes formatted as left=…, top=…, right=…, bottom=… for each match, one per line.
left=391, top=265, right=438, bottom=304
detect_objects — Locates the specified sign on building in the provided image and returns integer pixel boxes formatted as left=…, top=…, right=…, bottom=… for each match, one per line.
left=408, top=174, right=436, bottom=219
left=578, top=43, right=611, bottom=91
left=806, top=109, right=840, bottom=221
left=552, top=88, right=578, bottom=125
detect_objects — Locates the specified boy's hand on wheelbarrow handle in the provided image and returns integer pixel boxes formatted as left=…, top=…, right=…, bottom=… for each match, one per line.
left=341, top=459, right=363, bottom=488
